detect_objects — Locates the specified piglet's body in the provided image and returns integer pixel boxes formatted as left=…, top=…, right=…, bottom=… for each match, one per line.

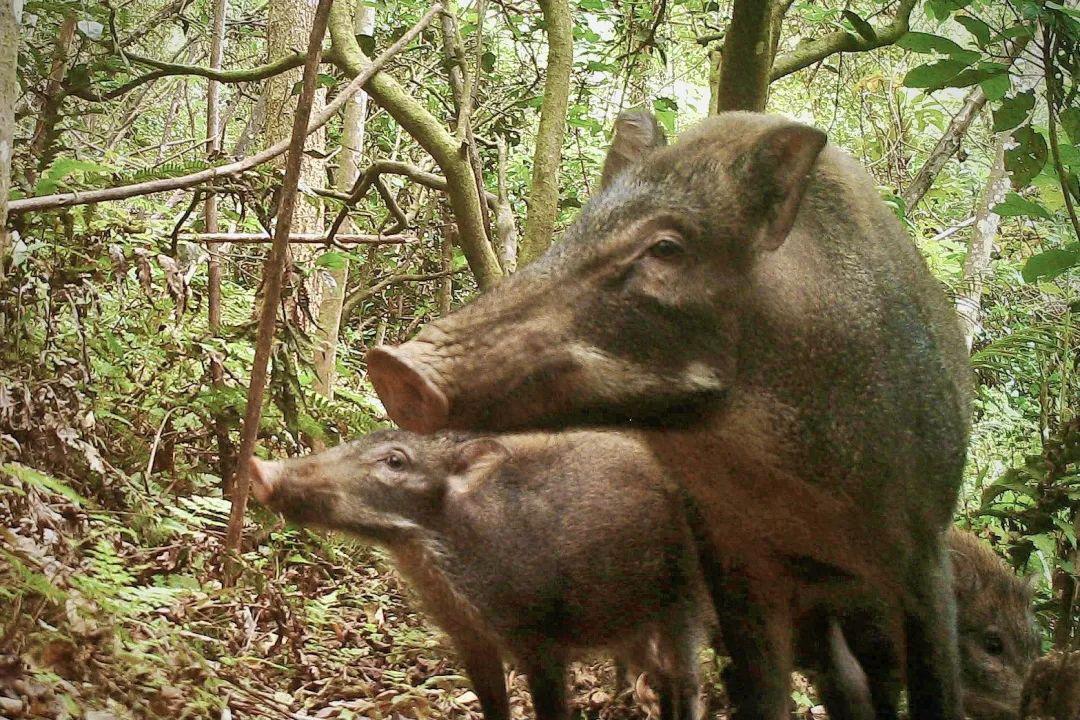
left=251, top=429, right=706, bottom=720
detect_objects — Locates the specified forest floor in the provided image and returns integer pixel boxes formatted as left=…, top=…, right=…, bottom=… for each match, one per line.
left=0, top=462, right=816, bottom=720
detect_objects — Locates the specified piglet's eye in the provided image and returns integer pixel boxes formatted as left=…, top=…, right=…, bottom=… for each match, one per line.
left=646, top=233, right=684, bottom=259
left=383, top=451, right=407, bottom=471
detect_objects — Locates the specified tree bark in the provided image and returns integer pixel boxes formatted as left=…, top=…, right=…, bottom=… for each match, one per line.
left=0, top=0, right=15, bottom=280
left=902, top=86, right=988, bottom=212
left=263, top=0, right=328, bottom=331
left=716, top=0, right=775, bottom=112
left=313, top=0, right=374, bottom=398
left=28, top=12, right=77, bottom=182
left=903, top=35, right=1030, bottom=212
left=768, top=0, right=918, bottom=81
left=956, top=133, right=1008, bottom=351
left=225, top=0, right=333, bottom=559
left=519, top=0, right=573, bottom=266
left=205, top=0, right=234, bottom=491
left=328, top=1, right=501, bottom=290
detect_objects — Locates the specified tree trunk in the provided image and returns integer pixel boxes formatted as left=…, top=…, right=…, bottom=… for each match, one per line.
left=0, top=0, right=17, bottom=279
left=955, top=133, right=1008, bottom=351
left=903, top=87, right=987, bottom=212
left=715, top=0, right=775, bottom=112
left=27, top=12, right=77, bottom=182
left=313, top=0, right=374, bottom=398
left=328, top=1, right=502, bottom=290
left=205, top=0, right=235, bottom=491
left=903, top=35, right=1030, bottom=212
left=518, top=0, right=572, bottom=266
left=263, top=0, right=328, bottom=330
left=707, top=48, right=722, bottom=116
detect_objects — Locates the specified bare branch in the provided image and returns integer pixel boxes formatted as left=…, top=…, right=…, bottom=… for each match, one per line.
left=10, top=6, right=443, bottom=215
left=225, top=0, right=334, bottom=557
left=770, top=0, right=918, bottom=81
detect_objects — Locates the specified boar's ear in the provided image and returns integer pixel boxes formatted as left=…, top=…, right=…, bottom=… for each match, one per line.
left=740, top=122, right=827, bottom=252
left=449, top=438, right=510, bottom=493
left=600, top=110, right=668, bottom=190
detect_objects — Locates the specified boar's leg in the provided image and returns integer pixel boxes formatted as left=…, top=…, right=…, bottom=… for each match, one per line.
left=456, top=639, right=510, bottom=720
left=522, top=648, right=570, bottom=720
left=813, top=619, right=875, bottom=720
left=905, top=551, right=964, bottom=720
left=655, top=611, right=705, bottom=720
left=712, top=576, right=795, bottom=720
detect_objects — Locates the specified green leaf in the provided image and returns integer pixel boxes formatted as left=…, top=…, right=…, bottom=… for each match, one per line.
left=843, top=11, right=877, bottom=42
left=897, top=32, right=965, bottom=55
left=980, top=72, right=1011, bottom=101
left=1022, top=245, right=1079, bottom=283
left=315, top=252, right=347, bottom=270
left=992, top=192, right=1051, bottom=219
left=357, top=33, right=376, bottom=56
left=2, top=463, right=89, bottom=507
left=945, top=62, right=1008, bottom=89
left=955, top=15, right=991, bottom=46
left=992, top=91, right=1036, bottom=133
left=1059, top=107, right=1080, bottom=145
left=903, top=60, right=970, bottom=89
left=1006, top=126, right=1048, bottom=189
left=481, top=50, right=496, bottom=73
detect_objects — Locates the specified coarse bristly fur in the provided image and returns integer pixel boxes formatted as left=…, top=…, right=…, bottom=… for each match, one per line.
left=369, top=111, right=974, bottom=720
left=251, top=428, right=708, bottom=720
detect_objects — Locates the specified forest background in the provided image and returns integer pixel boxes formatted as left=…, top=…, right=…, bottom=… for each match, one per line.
left=0, top=0, right=1077, bottom=717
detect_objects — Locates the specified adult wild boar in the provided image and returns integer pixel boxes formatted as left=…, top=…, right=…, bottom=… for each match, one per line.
left=367, top=111, right=972, bottom=719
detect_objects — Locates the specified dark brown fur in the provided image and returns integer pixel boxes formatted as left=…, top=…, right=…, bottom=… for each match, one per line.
left=949, top=528, right=1041, bottom=720
left=250, top=430, right=706, bottom=720
left=1021, top=651, right=1080, bottom=720
left=367, top=112, right=973, bottom=720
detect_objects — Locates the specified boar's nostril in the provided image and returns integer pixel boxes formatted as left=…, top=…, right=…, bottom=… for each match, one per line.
left=249, top=457, right=281, bottom=505
left=366, top=345, right=450, bottom=434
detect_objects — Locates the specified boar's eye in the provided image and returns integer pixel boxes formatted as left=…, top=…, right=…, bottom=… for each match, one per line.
left=645, top=232, right=684, bottom=260
left=983, top=632, right=1004, bottom=656
left=382, top=450, right=408, bottom=471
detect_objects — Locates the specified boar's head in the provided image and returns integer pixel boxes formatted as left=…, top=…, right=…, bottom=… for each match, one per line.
left=368, top=112, right=827, bottom=433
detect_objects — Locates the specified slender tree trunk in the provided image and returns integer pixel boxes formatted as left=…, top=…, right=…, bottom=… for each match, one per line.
left=716, top=0, right=775, bottom=112
left=205, top=0, right=235, bottom=490
left=225, top=0, right=332, bottom=561
left=328, top=1, right=502, bottom=290
left=494, top=134, right=518, bottom=273
left=903, top=87, right=987, bottom=212
left=518, top=0, right=572, bottom=266
left=955, top=133, right=1008, bottom=351
left=313, top=0, right=374, bottom=398
left=27, top=12, right=77, bottom=182
left=903, top=35, right=1030, bottom=212
left=0, top=0, right=16, bottom=279
left=707, top=48, right=722, bottom=116
left=263, top=0, right=328, bottom=330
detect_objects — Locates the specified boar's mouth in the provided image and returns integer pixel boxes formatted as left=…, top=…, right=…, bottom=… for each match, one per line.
left=368, top=341, right=729, bottom=433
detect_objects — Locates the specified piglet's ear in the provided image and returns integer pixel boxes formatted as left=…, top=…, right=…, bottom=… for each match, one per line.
left=741, top=122, right=827, bottom=252
left=600, top=110, right=668, bottom=190
left=449, top=438, right=509, bottom=493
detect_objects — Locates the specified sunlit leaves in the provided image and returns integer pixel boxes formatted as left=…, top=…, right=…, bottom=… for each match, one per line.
left=992, top=191, right=1051, bottom=219
left=1006, top=126, right=1049, bottom=189
left=897, top=31, right=968, bottom=55
left=992, top=91, right=1036, bottom=133
left=1022, top=245, right=1080, bottom=283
